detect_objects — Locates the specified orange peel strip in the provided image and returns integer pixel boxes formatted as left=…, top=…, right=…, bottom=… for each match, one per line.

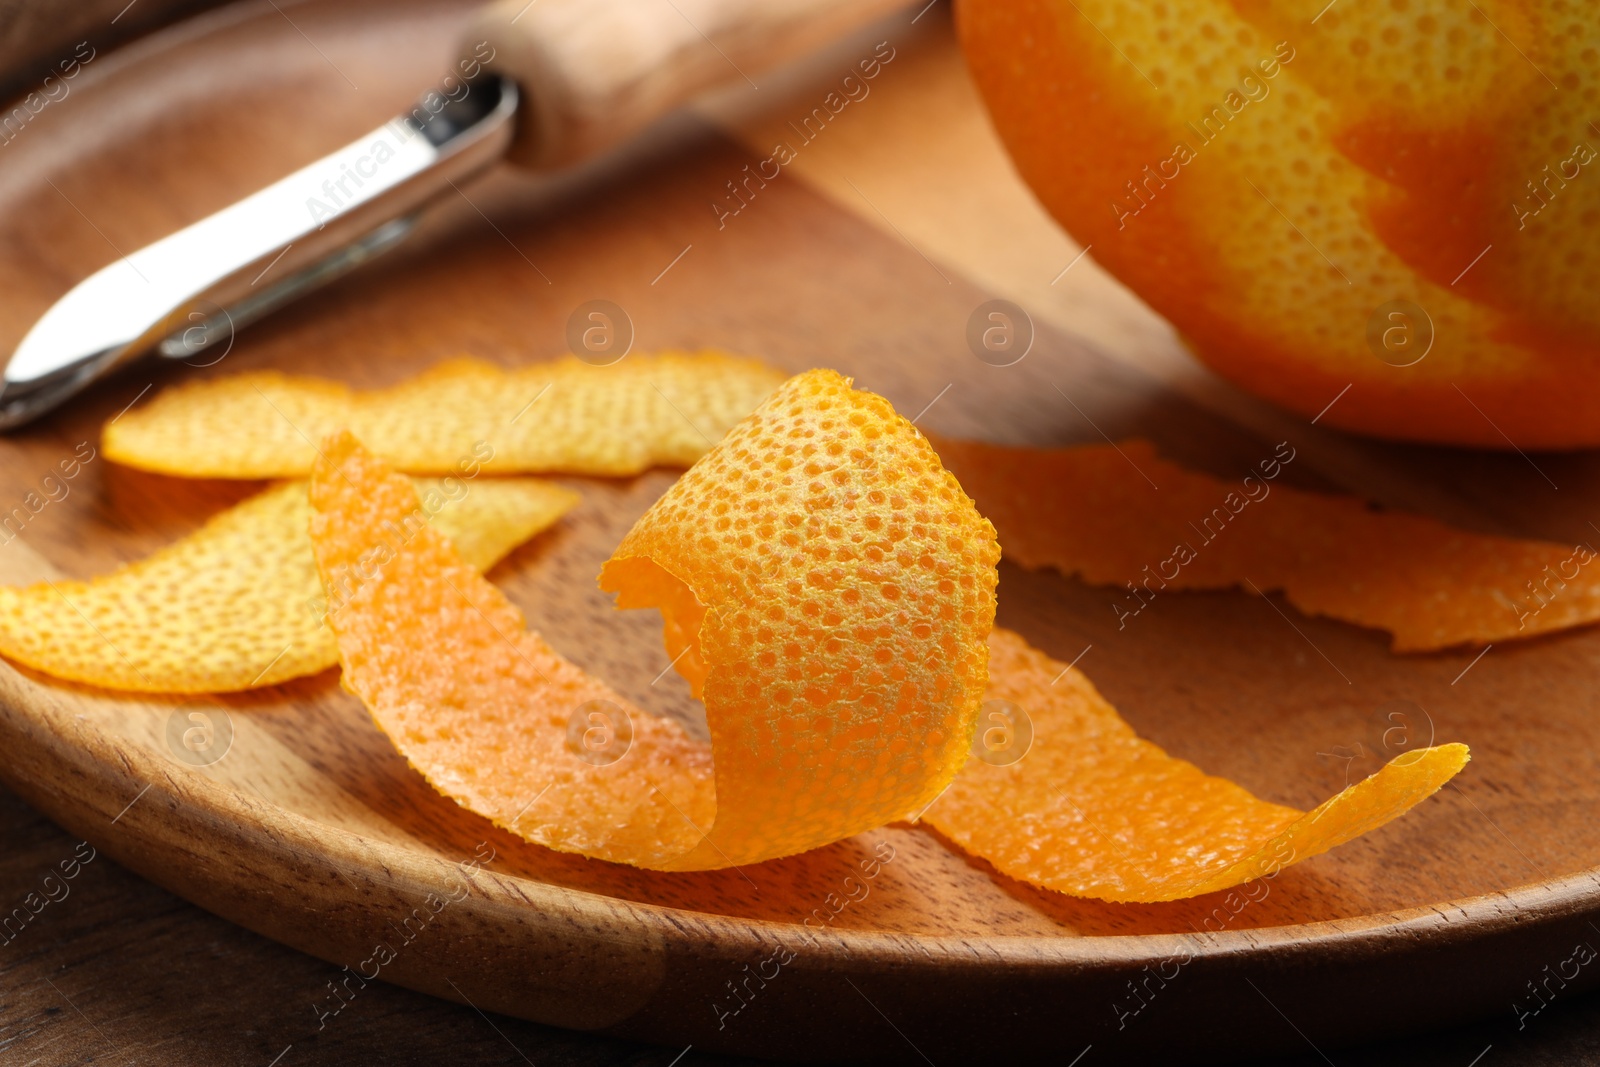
left=0, top=476, right=576, bottom=693
left=922, top=628, right=1469, bottom=902
left=103, top=352, right=788, bottom=479
left=310, top=370, right=1001, bottom=870
left=309, top=378, right=1465, bottom=898
left=932, top=436, right=1600, bottom=651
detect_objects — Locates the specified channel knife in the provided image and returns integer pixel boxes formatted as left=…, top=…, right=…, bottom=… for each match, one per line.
left=0, top=0, right=913, bottom=430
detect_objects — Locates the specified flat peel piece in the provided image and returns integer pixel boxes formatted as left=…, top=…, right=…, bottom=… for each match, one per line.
left=0, top=476, right=576, bottom=693
left=932, top=436, right=1599, bottom=651
left=312, top=368, right=1000, bottom=871
left=102, top=352, right=787, bottom=479
left=923, top=628, right=1470, bottom=902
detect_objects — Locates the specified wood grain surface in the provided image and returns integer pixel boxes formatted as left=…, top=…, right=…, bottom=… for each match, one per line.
left=3, top=0, right=1600, bottom=1063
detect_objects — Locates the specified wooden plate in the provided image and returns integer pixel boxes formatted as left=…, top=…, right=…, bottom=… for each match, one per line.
left=2, top=1, right=1599, bottom=1062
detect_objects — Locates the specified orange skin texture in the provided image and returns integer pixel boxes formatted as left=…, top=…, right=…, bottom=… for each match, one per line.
left=932, top=435, right=1600, bottom=651
left=599, top=369, right=1002, bottom=867
left=957, top=0, right=1600, bottom=449
left=310, top=368, right=1002, bottom=872
left=925, top=629, right=1468, bottom=902
left=307, top=424, right=1465, bottom=897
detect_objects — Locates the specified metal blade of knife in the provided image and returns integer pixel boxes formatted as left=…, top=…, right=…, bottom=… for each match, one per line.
left=0, top=75, right=517, bottom=430
left=0, top=0, right=919, bottom=431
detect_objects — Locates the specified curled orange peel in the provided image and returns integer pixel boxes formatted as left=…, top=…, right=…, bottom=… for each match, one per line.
left=103, top=352, right=787, bottom=479
left=310, top=369, right=1000, bottom=870
left=933, top=435, right=1600, bottom=652
left=308, top=384, right=1466, bottom=897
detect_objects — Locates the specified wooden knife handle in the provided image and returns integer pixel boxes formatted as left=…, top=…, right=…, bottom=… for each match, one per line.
left=462, top=0, right=915, bottom=171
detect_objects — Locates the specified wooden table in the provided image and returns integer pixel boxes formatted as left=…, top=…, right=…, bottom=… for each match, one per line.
left=6, top=2, right=1600, bottom=1064
left=0, top=777, right=1594, bottom=1067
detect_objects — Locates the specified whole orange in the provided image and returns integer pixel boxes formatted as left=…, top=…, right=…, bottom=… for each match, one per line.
left=956, top=0, right=1600, bottom=449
